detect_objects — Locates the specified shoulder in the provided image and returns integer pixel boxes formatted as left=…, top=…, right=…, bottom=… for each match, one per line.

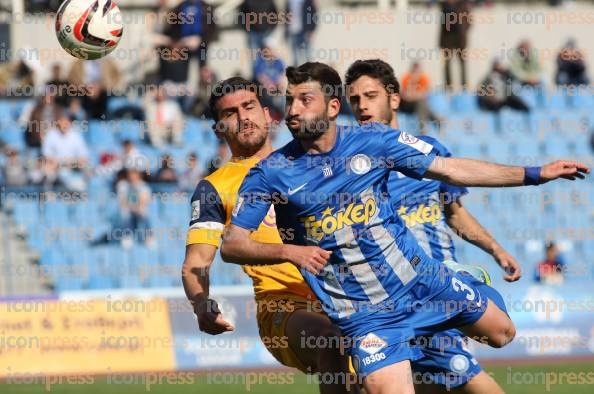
left=191, top=178, right=223, bottom=206
left=258, top=141, right=300, bottom=174
left=416, top=135, right=451, bottom=157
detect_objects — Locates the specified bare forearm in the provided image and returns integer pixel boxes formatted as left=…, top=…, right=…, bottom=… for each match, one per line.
left=181, top=261, right=209, bottom=305
left=181, top=244, right=216, bottom=305
left=445, top=203, right=502, bottom=256
left=221, top=237, right=291, bottom=266
left=428, top=157, right=525, bottom=187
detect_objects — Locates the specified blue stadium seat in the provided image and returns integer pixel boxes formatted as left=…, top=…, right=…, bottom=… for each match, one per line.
left=114, top=119, right=145, bottom=142
left=1, top=123, right=25, bottom=149
left=87, top=247, right=117, bottom=289
left=451, top=92, right=478, bottom=113
left=88, top=121, right=117, bottom=150
left=428, top=92, right=450, bottom=116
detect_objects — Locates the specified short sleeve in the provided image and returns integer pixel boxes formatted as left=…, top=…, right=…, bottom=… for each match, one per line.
left=186, top=179, right=226, bottom=247
left=230, top=164, right=274, bottom=231
left=384, top=129, right=436, bottom=180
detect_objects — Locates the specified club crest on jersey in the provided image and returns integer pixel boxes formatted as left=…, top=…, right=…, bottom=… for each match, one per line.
left=191, top=200, right=200, bottom=220
left=350, top=154, right=372, bottom=175
left=398, top=132, right=432, bottom=154
left=359, top=333, right=387, bottom=355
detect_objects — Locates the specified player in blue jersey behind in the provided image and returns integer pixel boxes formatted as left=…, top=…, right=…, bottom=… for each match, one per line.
left=344, top=59, right=521, bottom=393
left=220, top=62, right=589, bottom=394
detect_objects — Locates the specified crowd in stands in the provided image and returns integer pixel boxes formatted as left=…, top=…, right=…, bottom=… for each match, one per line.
left=0, top=0, right=592, bottom=283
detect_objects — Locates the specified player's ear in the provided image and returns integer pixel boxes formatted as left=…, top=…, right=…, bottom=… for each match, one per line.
left=390, top=93, right=401, bottom=111
left=212, top=120, right=226, bottom=140
left=327, top=97, right=341, bottom=119
left=263, top=106, right=272, bottom=124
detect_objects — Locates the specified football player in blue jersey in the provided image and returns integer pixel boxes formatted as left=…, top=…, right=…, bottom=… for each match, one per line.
left=344, top=59, right=519, bottom=393
left=220, top=62, right=589, bottom=394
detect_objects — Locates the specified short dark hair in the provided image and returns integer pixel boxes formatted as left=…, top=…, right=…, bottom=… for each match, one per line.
left=344, top=59, right=400, bottom=95
left=286, top=62, right=343, bottom=100
left=208, top=77, right=261, bottom=122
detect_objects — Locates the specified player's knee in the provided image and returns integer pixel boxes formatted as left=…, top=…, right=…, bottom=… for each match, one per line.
left=490, top=320, right=516, bottom=348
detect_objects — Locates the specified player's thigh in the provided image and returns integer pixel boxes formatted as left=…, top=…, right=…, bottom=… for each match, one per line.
left=364, top=360, right=414, bottom=394
left=450, top=371, right=505, bottom=394
left=460, top=299, right=515, bottom=348
left=284, top=308, right=344, bottom=368
left=414, top=371, right=504, bottom=394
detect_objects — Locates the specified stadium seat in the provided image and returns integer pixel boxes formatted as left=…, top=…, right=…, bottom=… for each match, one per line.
left=113, top=119, right=145, bottom=143
left=450, top=92, right=478, bottom=113
left=428, top=92, right=450, bottom=116
left=88, top=121, right=117, bottom=150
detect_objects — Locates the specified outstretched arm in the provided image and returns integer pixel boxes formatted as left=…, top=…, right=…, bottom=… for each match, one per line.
left=221, top=224, right=331, bottom=275
left=426, top=157, right=589, bottom=187
left=444, top=199, right=521, bottom=282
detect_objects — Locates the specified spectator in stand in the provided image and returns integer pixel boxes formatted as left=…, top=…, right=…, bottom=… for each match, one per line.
left=45, top=63, right=70, bottom=106
left=42, top=111, right=90, bottom=192
left=0, top=59, right=34, bottom=96
left=399, top=62, right=442, bottom=133
left=509, top=39, right=545, bottom=106
left=285, top=0, right=317, bottom=66
left=28, top=156, right=46, bottom=186
left=239, top=0, right=278, bottom=51
left=477, top=58, right=529, bottom=113
left=116, top=169, right=152, bottom=248
left=20, top=90, right=60, bottom=149
left=68, top=59, right=120, bottom=119
left=535, top=241, right=566, bottom=285
left=152, top=154, right=179, bottom=183
left=439, top=0, right=471, bottom=91
left=206, top=140, right=229, bottom=175
left=145, top=87, right=184, bottom=147
left=121, top=140, right=149, bottom=171
left=66, top=98, right=87, bottom=122
left=509, top=40, right=542, bottom=86
left=155, top=0, right=217, bottom=84
left=186, top=65, right=218, bottom=118
left=555, top=39, right=589, bottom=88
left=179, top=152, right=203, bottom=192
left=67, top=58, right=121, bottom=92
left=98, top=140, right=149, bottom=178
left=81, top=82, right=108, bottom=120
left=178, top=0, right=217, bottom=69
left=253, top=39, right=286, bottom=118
left=2, top=148, right=27, bottom=187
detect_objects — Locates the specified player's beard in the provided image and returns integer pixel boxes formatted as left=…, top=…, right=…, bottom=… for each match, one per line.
left=286, top=113, right=330, bottom=140
left=236, top=120, right=268, bottom=152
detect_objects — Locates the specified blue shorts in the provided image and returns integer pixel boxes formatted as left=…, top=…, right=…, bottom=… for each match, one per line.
left=409, top=277, right=509, bottom=389
left=347, top=264, right=490, bottom=378
left=411, top=330, right=482, bottom=389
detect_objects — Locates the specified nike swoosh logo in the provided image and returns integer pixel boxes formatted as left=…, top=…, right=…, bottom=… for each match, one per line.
left=288, top=183, right=307, bottom=196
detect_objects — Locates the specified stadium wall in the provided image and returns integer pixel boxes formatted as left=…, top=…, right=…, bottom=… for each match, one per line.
left=1, top=283, right=593, bottom=377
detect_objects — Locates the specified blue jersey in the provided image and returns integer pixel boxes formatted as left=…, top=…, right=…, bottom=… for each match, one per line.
left=231, top=123, right=440, bottom=323
left=389, top=136, right=468, bottom=263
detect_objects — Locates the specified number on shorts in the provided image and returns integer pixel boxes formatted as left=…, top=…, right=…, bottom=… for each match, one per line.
left=452, top=277, right=475, bottom=301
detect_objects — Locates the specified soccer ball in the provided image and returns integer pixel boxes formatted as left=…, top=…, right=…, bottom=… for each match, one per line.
left=55, top=0, right=123, bottom=60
